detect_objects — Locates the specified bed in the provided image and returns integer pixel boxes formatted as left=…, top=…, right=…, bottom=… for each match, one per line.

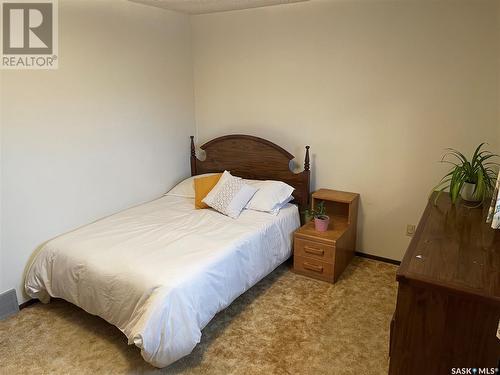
left=25, top=134, right=311, bottom=368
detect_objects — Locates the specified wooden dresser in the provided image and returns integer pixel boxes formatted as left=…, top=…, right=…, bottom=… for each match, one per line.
left=293, top=189, right=359, bottom=283
left=389, top=195, right=500, bottom=374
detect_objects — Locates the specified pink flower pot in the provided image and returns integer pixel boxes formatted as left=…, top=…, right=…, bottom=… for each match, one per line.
left=314, top=216, right=330, bottom=232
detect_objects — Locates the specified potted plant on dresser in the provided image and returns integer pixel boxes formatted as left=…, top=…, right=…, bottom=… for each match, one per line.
left=433, top=143, right=499, bottom=205
left=304, top=201, right=330, bottom=231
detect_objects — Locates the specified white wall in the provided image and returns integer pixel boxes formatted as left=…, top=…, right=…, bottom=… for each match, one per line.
left=191, top=0, right=500, bottom=260
left=0, top=0, right=195, bottom=301
left=0, top=72, right=3, bottom=296
left=0, top=0, right=498, bottom=301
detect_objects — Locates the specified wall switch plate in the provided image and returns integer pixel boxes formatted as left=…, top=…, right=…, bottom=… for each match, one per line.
left=406, top=224, right=416, bottom=237
left=0, top=289, right=19, bottom=320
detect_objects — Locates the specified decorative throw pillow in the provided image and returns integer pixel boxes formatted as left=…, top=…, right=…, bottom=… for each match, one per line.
left=194, top=173, right=223, bottom=209
left=203, top=171, right=258, bottom=219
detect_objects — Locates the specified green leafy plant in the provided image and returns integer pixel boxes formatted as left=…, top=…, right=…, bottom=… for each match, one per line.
left=432, top=143, right=499, bottom=204
left=303, top=200, right=328, bottom=219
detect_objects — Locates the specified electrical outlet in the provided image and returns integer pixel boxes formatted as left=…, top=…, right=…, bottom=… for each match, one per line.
left=406, top=224, right=416, bottom=237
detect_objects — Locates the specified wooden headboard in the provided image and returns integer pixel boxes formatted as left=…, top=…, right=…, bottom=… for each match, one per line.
left=190, top=135, right=311, bottom=209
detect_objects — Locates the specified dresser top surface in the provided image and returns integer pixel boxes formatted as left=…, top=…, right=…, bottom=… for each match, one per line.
left=398, top=194, right=500, bottom=301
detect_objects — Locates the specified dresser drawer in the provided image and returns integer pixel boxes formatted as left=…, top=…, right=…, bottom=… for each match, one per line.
left=295, top=238, right=335, bottom=262
left=293, top=255, right=334, bottom=282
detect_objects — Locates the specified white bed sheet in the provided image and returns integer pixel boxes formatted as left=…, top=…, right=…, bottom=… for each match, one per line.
left=25, top=195, right=299, bottom=367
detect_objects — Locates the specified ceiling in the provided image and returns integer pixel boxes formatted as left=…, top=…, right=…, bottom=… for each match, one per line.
left=130, top=0, right=308, bottom=15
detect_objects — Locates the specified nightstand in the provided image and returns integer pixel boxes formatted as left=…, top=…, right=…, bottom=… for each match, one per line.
left=293, top=189, right=359, bottom=283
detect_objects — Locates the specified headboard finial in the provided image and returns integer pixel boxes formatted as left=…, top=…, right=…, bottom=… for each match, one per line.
left=190, top=136, right=197, bottom=175
left=190, top=136, right=195, bottom=157
left=304, top=145, right=310, bottom=171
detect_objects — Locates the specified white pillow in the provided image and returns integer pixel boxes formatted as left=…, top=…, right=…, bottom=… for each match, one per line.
left=269, top=195, right=294, bottom=215
left=203, top=171, right=258, bottom=219
left=165, top=173, right=220, bottom=198
left=244, top=180, right=295, bottom=213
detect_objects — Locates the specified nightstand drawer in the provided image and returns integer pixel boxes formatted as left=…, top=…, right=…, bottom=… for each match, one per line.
left=295, top=238, right=334, bottom=262
left=293, top=255, right=334, bottom=282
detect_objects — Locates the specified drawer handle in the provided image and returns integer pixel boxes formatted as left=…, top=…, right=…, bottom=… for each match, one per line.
left=303, top=262, right=323, bottom=273
left=304, top=246, right=324, bottom=256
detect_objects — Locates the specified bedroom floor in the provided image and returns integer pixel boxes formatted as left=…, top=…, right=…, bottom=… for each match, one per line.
left=0, top=257, right=397, bottom=375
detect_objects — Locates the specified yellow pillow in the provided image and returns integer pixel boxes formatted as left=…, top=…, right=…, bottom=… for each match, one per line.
left=194, top=173, right=223, bottom=209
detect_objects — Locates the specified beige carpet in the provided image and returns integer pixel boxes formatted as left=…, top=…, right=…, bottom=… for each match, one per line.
left=0, top=257, right=397, bottom=375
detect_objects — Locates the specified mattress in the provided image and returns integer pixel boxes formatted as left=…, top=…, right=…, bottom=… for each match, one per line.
left=25, top=194, right=300, bottom=367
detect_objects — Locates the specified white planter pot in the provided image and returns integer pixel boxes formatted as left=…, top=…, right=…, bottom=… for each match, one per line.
left=461, top=182, right=481, bottom=202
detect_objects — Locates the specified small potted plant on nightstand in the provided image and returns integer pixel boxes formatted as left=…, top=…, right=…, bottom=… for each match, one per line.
left=304, top=201, right=330, bottom=232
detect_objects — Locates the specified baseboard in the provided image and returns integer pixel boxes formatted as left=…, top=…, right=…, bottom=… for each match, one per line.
left=19, top=299, right=38, bottom=310
left=355, top=252, right=401, bottom=265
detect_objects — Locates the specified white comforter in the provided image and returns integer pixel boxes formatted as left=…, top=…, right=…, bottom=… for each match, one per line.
left=25, top=194, right=299, bottom=367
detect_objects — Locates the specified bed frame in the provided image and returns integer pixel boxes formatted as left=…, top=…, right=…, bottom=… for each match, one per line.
left=190, top=135, right=311, bottom=210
